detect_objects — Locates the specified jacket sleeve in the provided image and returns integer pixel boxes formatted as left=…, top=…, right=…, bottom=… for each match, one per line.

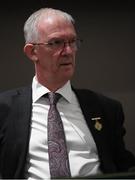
left=113, top=101, right=135, bottom=171
left=99, top=95, right=135, bottom=172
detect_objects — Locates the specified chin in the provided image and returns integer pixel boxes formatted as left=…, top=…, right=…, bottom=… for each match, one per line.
left=62, top=71, right=74, bottom=81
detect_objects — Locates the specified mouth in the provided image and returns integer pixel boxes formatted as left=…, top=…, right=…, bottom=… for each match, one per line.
left=60, top=62, right=73, bottom=66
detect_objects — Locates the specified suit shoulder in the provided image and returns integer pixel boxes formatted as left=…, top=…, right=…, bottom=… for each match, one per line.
left=0, top=85, right=31, bottom=101
left=74, top=88, right=122, bottom=108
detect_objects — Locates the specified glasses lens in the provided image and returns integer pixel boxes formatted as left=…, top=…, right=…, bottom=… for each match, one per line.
left=48, top=39, right=64, bottom=49
left=49, top=38, right=83, bottom=49
left=64, top=39, right=82, bottom=49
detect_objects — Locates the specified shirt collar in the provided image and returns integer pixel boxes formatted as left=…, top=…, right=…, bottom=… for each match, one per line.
left=32, top=76, right=73, bottom=103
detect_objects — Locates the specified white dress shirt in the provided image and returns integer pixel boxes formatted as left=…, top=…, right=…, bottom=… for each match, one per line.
left=25, top=76, right=101, bottom=179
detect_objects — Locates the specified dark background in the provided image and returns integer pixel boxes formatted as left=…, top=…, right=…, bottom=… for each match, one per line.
left=0, top=0, right=135, bottom=155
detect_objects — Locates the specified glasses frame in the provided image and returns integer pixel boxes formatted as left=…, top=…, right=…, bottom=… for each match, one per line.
left=31, top=38, right=83, bottom=50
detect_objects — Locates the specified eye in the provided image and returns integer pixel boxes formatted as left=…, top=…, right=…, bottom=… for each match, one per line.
left=70, top=39, right=76, bottom=45
left=53, top=39, right=64, bottom=46
left=70, top=39, right=76, bottom=43
left=48, top=39, right=64, bottom=46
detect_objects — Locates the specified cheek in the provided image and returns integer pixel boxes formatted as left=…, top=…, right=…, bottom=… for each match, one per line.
left=38, top=50, right=53, bottom=67
left=44, top=55, right=59, bottom=72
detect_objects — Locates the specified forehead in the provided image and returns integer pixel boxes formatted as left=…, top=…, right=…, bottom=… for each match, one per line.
left=38, top=15, right=76, bottom=39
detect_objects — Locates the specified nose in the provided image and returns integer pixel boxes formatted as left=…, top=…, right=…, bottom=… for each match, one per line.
left=62, top=47, right=73, bottom=56
left=62, top=42, right=76, bottom=54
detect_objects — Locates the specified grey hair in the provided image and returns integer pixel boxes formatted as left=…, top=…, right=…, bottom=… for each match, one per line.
left=23, top=8, right=75, bottom=43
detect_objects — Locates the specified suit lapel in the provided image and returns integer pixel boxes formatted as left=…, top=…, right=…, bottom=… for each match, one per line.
left=13, top=86, right=32, bottom=177
left=3, top=86, right=32, bottom=178
left=73, top=89, right=106, bottom=147
left=13, top=86, right=32, bottom=145
left=73, top=89, right=116, bottom=173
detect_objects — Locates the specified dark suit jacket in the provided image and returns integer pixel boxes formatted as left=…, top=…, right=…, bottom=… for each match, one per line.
left=0, top=86, right=135, bottom=179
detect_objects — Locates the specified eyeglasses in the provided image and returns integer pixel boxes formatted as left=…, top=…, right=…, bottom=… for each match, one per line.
left=32, top=38, right=83, bottom=50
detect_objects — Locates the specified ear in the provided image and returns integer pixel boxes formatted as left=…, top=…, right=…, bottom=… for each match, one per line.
left=23, top=44, right=38, bottom=62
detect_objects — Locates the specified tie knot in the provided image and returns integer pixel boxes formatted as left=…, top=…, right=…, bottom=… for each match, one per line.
left=48, top=92, right=61, bottom=105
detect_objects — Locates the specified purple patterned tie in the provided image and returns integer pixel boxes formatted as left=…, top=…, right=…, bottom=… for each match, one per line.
left=47, top=92, right=71, bottom=178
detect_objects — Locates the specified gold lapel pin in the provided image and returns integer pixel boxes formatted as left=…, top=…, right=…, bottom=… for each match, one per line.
left=91, top=117, right=102, bottom=131
left=94, top=120, right=102, bottom=131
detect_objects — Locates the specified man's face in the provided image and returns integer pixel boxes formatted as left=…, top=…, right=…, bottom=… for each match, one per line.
left=34, top=16, right=77, bottom=85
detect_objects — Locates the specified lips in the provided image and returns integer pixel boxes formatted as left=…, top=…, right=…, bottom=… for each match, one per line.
left=60, top=62, right=72, bottom=66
